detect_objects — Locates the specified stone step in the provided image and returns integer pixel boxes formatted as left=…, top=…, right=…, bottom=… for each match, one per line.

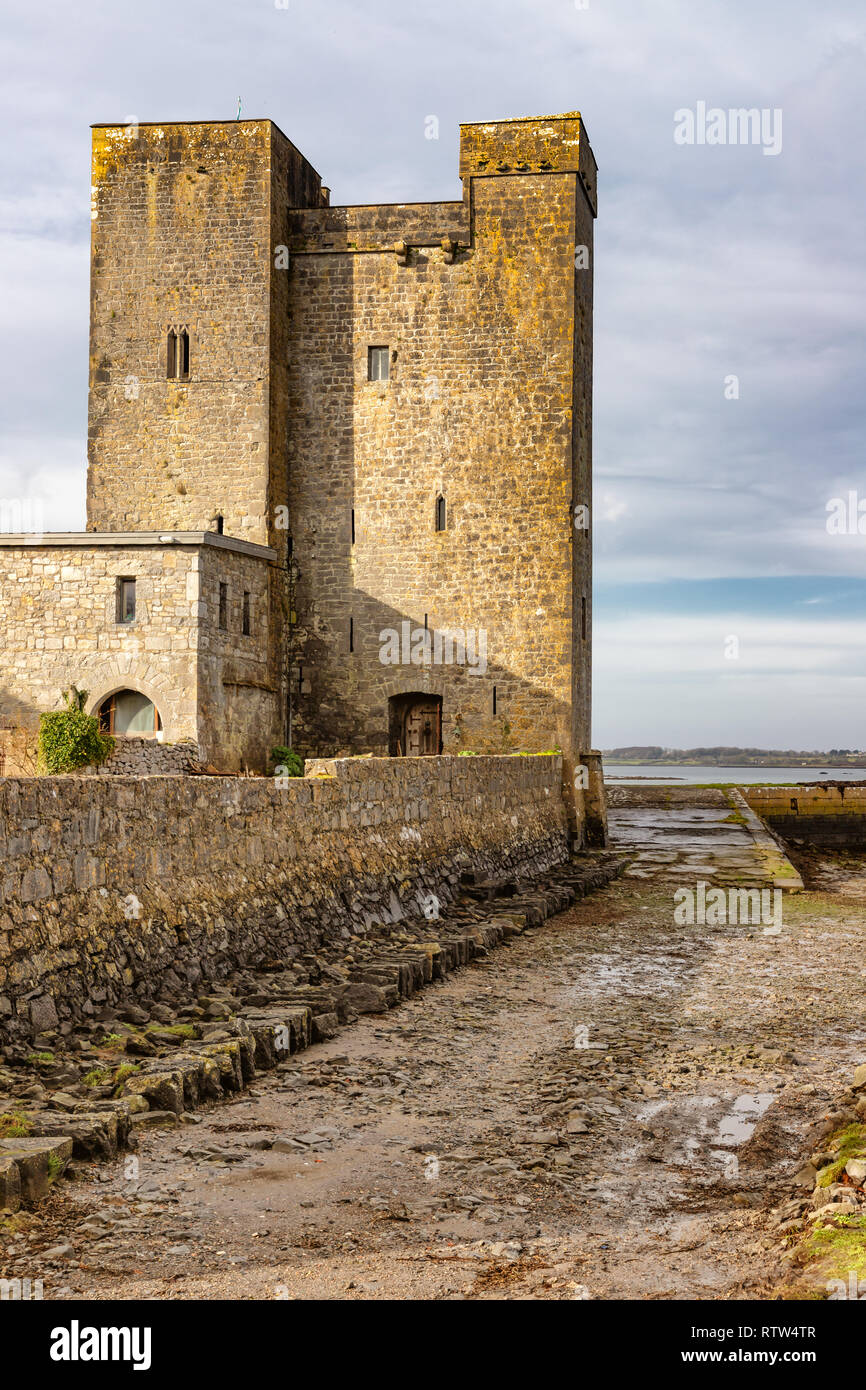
left=0, top=1135, right=73, bottom=1206
left=0, top=1153, right=22, bottom=1213
left=28, top=1108, right=129, bottom=1160
left=0, top=849, right=627, bottom=1206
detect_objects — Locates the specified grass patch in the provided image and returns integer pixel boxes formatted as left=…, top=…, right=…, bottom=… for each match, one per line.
left=112, top=1063, right=141, bottom=1094
left=26, top=1051, right=55, bottom=1065
left=46, top=1152, right=65, bottom=1184
left=82, top=1067, right=112, bottom=1088
left=0, top=1109, right=33, bottom=1139
left=817, top=1123, right=866, bottom=1186
left=797, top=1214, right=866, bottom=1291
left=145, top=1022, right=196, bottom=1039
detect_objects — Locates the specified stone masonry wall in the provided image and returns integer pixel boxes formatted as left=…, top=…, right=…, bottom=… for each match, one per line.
left=0, top=543, right=201, bottom=749
left=75, top=113, right=597, bottom=787
left=86, top=121, right=324, bottom=553
left=0, top=538, right=280, bottom=774
left=196, top=543, right=282, bottom=769
left=284, top=114, right=598, bottom=776
left=745, top=784, right=866, bottom=849
left=0, top=754, right=569, bottom=1042
left=90, top=738, right=201, bottom=776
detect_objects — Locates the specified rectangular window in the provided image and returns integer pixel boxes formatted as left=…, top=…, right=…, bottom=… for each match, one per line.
left=242, top=591, right=251, bottom=636
left=581, top=596, right=587, bottom=641
left=368, top=346, right=390, bottom=382
left=349, top=616, right=354, bottom=652
left=116, top=577, right=136, bottom=624
left=218, top=582, right=228, bottom=631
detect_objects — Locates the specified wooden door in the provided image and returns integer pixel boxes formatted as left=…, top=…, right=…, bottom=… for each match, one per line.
left=403, top=699, right=441, bottom=756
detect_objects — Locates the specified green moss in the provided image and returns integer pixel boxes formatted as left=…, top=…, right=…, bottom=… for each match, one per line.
left=26, top=1051, right=55, bottom=1065
left=0, top=1211, right=34, bottom=1236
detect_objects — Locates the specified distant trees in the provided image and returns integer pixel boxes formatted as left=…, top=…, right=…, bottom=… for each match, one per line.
left=603, top=745, right=863, bottom=763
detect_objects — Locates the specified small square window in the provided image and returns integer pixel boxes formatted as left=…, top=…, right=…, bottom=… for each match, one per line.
left=368, top=346, right=390, bottom=382
left=116, top=577, right=136, bottom=624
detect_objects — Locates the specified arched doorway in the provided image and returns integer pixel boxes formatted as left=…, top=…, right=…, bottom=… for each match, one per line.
left=97, top=689, right=162, bottom=736
left=388, top=693, right=442, bottom=757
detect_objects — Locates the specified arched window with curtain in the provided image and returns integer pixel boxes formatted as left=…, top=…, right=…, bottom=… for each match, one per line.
left=98, top=690, right=162, bottom=736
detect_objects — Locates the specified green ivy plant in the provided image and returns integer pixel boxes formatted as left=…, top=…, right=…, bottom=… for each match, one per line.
left=37, top=687, right=115, bottom=774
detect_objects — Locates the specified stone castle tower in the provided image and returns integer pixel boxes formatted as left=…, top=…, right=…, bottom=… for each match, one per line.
left=1, top=112, right=599, bottom=831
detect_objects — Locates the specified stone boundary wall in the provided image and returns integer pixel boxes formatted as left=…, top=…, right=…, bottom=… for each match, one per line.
left=744, top=784, right=866, bottom=849
left=0, top=755, right=568, bottom=1042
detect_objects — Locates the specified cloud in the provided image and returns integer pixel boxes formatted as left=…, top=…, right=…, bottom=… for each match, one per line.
left=594, top=612, right=866, bottom=746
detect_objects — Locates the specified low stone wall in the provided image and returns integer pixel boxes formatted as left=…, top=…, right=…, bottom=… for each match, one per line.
left=90, top=737, right=202, bottom=776
left=0, top=754, right=569, bottom=1042
left=744, top=784, right=866, bottom=849
left=0, top=733, right=201, bottom=777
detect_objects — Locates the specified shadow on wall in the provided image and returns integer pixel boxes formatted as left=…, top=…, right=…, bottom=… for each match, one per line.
left=284, top=217, right=589, bottom=769
left=0, top=688, right=42, bottom=774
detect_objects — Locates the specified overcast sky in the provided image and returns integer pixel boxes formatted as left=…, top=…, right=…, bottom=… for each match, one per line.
left=0, top=0, right=863, bottom=749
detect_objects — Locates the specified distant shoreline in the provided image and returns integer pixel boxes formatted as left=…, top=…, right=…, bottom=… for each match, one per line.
left=602, top=761, right=866, bottom=769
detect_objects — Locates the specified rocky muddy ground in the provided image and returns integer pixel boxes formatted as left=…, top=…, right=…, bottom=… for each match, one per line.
left=3, top=814, right=865, bottom=1301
